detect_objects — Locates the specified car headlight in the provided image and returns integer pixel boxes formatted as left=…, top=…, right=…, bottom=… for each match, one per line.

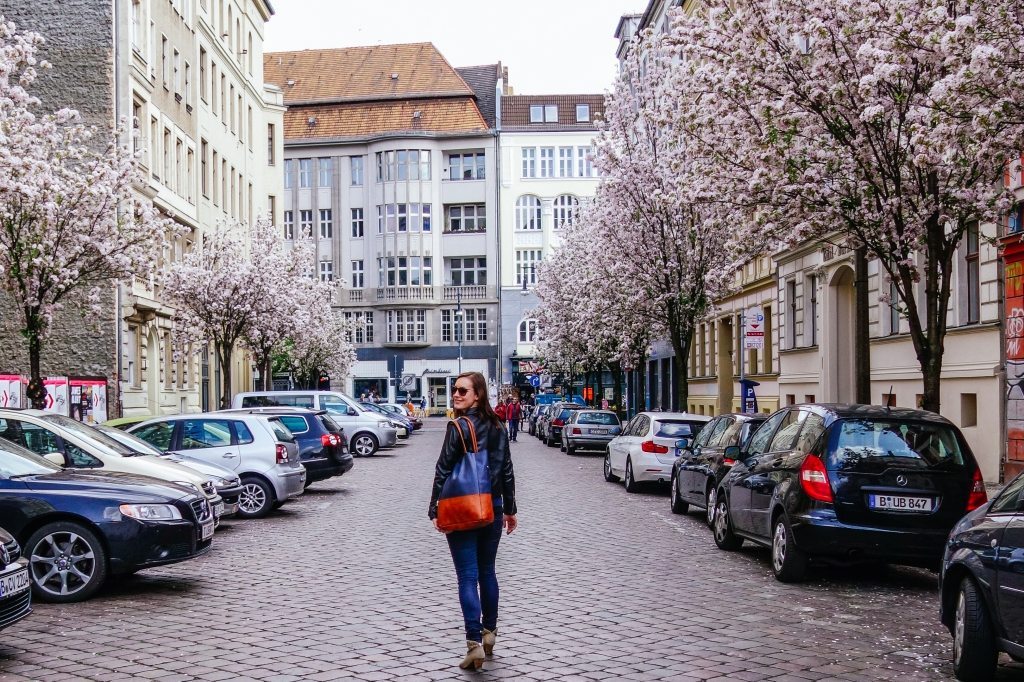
left=119, top=504, right=182, bottom=520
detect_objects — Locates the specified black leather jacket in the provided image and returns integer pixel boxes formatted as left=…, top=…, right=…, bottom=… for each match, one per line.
left=428, top=409, right=517, bottom=520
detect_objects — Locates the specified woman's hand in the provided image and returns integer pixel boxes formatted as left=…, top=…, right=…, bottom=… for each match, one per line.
left=503, top=514, right=518, bottom=535
left=432, top=518, right=444, bottom=533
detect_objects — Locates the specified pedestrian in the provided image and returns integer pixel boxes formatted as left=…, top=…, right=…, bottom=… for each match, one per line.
left=494, top=398, right=507, bottom=433
left=506, top=397, right=522, bottom=443
left=420, top=394, right=428, bottom=416
left=405, top=396, right=415, bottom=415
left=429, top=371, right=518, bottom=670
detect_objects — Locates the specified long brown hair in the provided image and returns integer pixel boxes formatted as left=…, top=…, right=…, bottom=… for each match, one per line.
left=453, top=371, right=500, bottom=426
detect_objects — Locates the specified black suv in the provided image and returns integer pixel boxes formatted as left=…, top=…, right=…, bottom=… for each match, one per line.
left=0, top=527, right=31, bottom=631
left=941, top=470, right=1024, bottom=681
left=543, top=404, right=584, bottom=448
left=713, top=404, right=986, bottom=582
left=222, top=408, right=353, bottom=487
left=671, top=413, right=766, bottom=526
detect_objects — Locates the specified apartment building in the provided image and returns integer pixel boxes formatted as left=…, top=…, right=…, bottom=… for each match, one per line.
left=264, top=45, right=501, bottom=410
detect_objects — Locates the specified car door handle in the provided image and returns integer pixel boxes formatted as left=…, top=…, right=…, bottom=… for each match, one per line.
left=221, top=453, right=236, bottom=458
left=771, top=459, right=785, bottom=469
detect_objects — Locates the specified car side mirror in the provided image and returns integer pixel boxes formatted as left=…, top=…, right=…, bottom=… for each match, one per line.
left=44, top=452, right=66, bottom=467
left=675, top=438, right=690, bottom=449
left=348, top=407, right=359, bottom=416
left=723, top=445, right=742, bottom=460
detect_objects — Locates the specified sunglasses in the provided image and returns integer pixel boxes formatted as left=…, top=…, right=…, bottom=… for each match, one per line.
left=454, top=386, right=473, bottom=396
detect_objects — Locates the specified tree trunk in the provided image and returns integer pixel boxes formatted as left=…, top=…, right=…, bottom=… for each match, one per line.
left=261, top=356, right=273, bottom=390
left=854, top=246, right=871, bottom=404
left=217, top=341, right=233, bottom=409
left=668, top=325, right=693, bottom=412
left=610, top=360, right=624, bottom=418
left=636, top=360, right=647, bottom=414
left=25, top=312, right=45, bottom=410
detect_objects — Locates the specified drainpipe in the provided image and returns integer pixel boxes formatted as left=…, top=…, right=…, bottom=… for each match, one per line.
left=113, top=0, right=125, bottom=418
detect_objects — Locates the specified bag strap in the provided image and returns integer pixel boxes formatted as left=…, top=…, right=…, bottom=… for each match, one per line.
left=451, top=416, right=479, bottom=453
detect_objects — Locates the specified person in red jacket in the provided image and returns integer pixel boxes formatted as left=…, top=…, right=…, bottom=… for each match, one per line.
left=505, top=398, right=523, bottom=442
left=494, top=399, right=507, bottom=432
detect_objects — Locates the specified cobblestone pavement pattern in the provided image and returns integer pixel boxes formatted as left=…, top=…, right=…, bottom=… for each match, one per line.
left=2, top=422, right=1024, bottom=682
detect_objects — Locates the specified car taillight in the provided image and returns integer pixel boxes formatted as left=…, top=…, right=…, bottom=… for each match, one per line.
left=723, top=458, right=736, bottom=466
left=571, top=427, right=582, bottom=435
left=641, top=440, right=668, bottom=454
left=966, top=468, right=987, bottom=511
left=275, top=444, right=288, bottom=464
left=321, top=433, right=340, bottom=447
left=552, top=419, right=564, bottom=427
left=799, top=454, right=833, bottom=503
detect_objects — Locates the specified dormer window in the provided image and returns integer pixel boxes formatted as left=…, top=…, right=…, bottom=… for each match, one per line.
left=544, top=105, right=558, bottom=122
left=576, top=104, right=590, bottom=122
left=530, top=104, right=559, bottom=123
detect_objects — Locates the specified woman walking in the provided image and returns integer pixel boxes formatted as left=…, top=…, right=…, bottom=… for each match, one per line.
left=429, top=371, right=518, bottom=670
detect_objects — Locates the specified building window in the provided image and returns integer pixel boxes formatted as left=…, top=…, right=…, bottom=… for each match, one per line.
left=377, top=256, right=433, bottom=287
left=442, top=309, right=487, bottom=343
left=448, top=257, right=487, bottom=286
left=163, top=128, right=171, bottom=187
left=521, top=147, right=536, bottom=178
left=173, top=49, right=181, bottom=95
left=283, top=210, right=294, bottom=239
left=247, top=106, right=253, bottom=150
left=351, top=208, right=364, bottom=238
left=211, top=62, right=217, bottom=114
left=529, top=105, right=543, bottom=123
left=544, top=105, right=558, bottom=122
left=808, top=273, right=818, bottom=345
left=161, top=36, right=169, bottom=86
left=299, top=210, right=313, bottom=238
left=966, top=221, right=980, bottom=324
left=386, top=310, right=427, bottom=343
left=319, top=209, right=333, bottom=239
left=318, top=157, right=333, bottom=187
left=351, top=260, right=364, bottom=288
left=319, top=261, right=334, bottom=282
left=515, top=195, right=542, bottom=230
left=786, top=279, right=797, bottom=349
left=559, top=147, right=575, bottom=177
left=577, top=146, right=595, bottom=177
left=199, top=48, right=208, bottom=101
left=283, top=159, right=295, bottom=189
left=516, top=249, right=542, bottom=286
left=552, top=195, right=578, bottom=228
left=519, top=319, right=537, bottom=343
left=268, top=196, right=276, bottom=225
left=540, top=147, right=555, bottom=178
left=463, top=309, right=487, bottom=342
left=267, top=124, right=276, bottom=165
left=184, top=62, right=191, bottom=107
left=448, top=152, right=485, bottom=180
left=445, top=204, right=486, bottom=232
left=200, top=139, right=208, bottom=197
left=376, top=203, right=432, bottom=232
left=441, top=309, right=453, bottom=343
left=576, top=104, right=590, bottom=122
left=375, top=149, right=431, bottom=182
left=131, top=0, right=142, bottom=50
left=888, top=277, right=900, bottom=335
left=350, top=156, right=363, bottom=186
left=299, top=158, right=313, bottom=188
left=344, top=311, right=373, bottom=344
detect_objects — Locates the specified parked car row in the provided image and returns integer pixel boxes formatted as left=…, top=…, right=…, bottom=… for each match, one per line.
left=592, top=402, right=1023, bottom=681
left=0, top=389, right=412, bottom=617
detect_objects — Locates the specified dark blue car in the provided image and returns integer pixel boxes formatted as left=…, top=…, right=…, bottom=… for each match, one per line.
left=941, top=470, right=1024, bottom=681
left=0, top=438, right=213, bottom=603
left=0, top=526, right=30, bottom=631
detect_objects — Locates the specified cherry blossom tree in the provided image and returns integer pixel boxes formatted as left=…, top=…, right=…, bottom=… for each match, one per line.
left=0, top=18, right=173, bottom=408
left=670, top=0, right=1024, bottom=412
left=286, top=298, right=356, bottom=390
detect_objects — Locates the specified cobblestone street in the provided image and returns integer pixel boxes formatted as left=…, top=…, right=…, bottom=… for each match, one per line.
left=2, top=422, right=1023, bottom=681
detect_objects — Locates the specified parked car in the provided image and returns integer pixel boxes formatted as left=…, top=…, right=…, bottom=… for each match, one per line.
left=712, top=404, right=987, bottom=582
left=102, top=415, right=153, bottom=431
left=221, top=408, right=353, bottom=487
left=95, top=424, right=243, bottom=518
left=562, top=410, right=622, bottom=455
left=128, top=413, right=306, bottom=519
left=604, top=412, right=712, bottom=492
left=940, top=469, right=1024, bottom=681
left=671, top=413, right=767, bottom=526
left=532, top=405, right=551, bottom=439
left=0, top=409, right=225, bottom=525
left=232, top=391, right=398, bottom=457
left=0, top=438, right=213, bottom=603
left=379, top=403, right=423, bottom=430
left=359, top=402, right=412, bottom=438
left=0, top=526, right=31, bottom=631
left=542, top=404, right=586, bottom=448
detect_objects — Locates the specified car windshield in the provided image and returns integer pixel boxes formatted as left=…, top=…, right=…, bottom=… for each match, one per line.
left=41, top=414, right=134, bottom=457
left=0, top=441, right=62, bottom=477
left=829, top=419, right=966, bottom=471
left=94, top=425, right=163, bottom=455
left=655, top=420, right=705, bottom=438
left=578, top=412, right=619, bottom=426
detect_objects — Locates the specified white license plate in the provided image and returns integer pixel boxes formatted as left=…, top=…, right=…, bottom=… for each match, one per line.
left=213, top=501, right=224, bottom=518
left=0, top=567, right=30, bottom=598
left=201, top=520, right=214, bottom=541
left=868, top=494, right=935, bottom=512
left=591, top=429, right=607, bottom=435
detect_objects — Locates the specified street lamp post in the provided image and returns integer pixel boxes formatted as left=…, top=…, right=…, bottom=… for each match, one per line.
left=456, top=288, right=463, bottom=375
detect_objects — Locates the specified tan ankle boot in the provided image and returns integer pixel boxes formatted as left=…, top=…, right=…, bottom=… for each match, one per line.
left=459, top=641, right=485, bottom=670
left=482, top=628, right=497, bottom=656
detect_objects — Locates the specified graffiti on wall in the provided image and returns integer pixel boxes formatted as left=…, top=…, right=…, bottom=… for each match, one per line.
left=1006, top=260, right=1024, bottom=466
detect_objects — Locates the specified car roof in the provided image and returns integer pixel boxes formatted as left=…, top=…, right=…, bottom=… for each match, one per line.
left=794, top=403, right=952, bottom=425
left=575, top=409, right=617, bottom=414
left=220, top=407, right=326, bottom=416
left=639, top=411, right=713, bottom=422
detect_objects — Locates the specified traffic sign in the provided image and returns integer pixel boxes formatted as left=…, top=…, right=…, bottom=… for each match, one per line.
left=529, top=374, right=541, bottom=388
left=744, top=306, right=765, bottom=350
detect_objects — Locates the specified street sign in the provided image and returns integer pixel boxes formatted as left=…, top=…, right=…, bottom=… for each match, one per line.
left=744, top=306, right=765, bottom=350
left=399, top=374, right=417, bottom=391
left=529, top=374, right=541, bottom=388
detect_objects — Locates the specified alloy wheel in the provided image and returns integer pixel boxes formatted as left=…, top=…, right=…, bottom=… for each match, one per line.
left=954, top=590, right=966, bottom=666
left=30, top=531, right=97, bottom=599
left=239, top=482, right=268, bottom=514
left=772, top=521, right=787, bottom=573
left=706, top=487, right=717, bottom=526
left=353, top=434, right=376, bottom=456
left=714, top=500, right=730, bottom=543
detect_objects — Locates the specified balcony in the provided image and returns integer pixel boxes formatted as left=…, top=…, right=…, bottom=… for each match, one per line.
left=334, top=285, right=495, bottom=306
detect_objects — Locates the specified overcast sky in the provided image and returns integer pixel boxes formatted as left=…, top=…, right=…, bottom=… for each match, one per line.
left=264, top=0, right=650, bottom=95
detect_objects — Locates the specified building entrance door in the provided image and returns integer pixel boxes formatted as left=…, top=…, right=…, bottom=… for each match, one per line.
left=428, top=377, right=448, bottom=414
left=829, top=266, right=857, bottom=402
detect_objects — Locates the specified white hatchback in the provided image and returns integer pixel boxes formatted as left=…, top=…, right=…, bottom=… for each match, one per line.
left=604, top=412, right=712, bottom=493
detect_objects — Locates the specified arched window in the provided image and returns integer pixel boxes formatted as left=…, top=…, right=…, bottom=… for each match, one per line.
left=519, top=319, right=538, bottom=343
left=515, top=195, right=542, bottom=231
left=552, top=194, right=578, bottom=229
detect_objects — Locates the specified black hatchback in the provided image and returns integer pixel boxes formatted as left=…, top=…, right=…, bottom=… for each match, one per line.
left=940, top=470, right=1024, bottom=681
left=671, top=413, right=766, bottom=526
left=712, top=404, right=986, bottom=582
left=0, top=526, right=31, bottom=631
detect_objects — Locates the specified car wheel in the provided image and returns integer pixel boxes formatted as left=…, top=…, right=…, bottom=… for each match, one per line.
left=237, top=476, right=275, bottom=519
left=713, top=494, right=743, bottom=551
left=546, top=433, right=555, bottom=448
left=953, top=577, right=998, bottom=681
left=670, top=474, right=689, bottom=514
left=705, top=486, right=717, bottom=528
left=603, top=451, right=619, bottom=482
left=771, top=515, right=808, bottom=582
left=624, top=458, right=640, bottom=493
left=351, top=432, right=379, bottom=457
left=566, top=444, right=576, bottom=456
left=26, top=521, right=108, bottom=603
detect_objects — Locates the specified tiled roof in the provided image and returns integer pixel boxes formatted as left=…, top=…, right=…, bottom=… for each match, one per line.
left=502, top=94, right=606, bottom=132
left=456, top=64, right=500, bottom=129
left=264, top=43, right=475, bottom=106
left=283, top=98, right=489, bottom=141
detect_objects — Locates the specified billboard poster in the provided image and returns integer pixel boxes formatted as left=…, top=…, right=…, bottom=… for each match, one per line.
left=43, top=377, right=69, bottom=416
left=69, top=378, right=108, bottom=424
left=0, top=375, right=23, bottom=409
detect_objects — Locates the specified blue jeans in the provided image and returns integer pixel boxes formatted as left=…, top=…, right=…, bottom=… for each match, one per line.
left=508, top=419, right=519, bottom=441
left=446, top=508, right=503, bottom=642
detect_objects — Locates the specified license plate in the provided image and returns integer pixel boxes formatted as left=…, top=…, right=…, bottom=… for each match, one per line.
left=0, top=567, right=30, bottom=598
left=868, top=494, right=935, bottom=512
left=675, top=448, right=683, bottom=457
left=591, top=429, right=607, bottom=435
left=213, top=501, right=224, bottom=518
left=201, top=520, right=214, bottom=541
